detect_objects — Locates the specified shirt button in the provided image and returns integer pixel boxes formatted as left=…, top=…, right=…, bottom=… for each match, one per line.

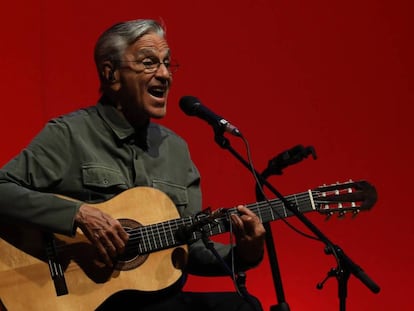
left=103, top=179, right=109, bottom=185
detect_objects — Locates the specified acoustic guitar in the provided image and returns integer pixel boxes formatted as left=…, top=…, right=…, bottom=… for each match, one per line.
left=0, top=180, right=376, bottom=310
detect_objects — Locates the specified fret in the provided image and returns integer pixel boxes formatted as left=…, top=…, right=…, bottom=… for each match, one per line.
left=138, top=234, right=144, bottom=254
left=142, top=226, right=150, bottom=253
left=255, top=202, right=263, bottom=223
left=184, top=215, right=198, bottom=242
left=268, top=201, right=275, bottom=223
left=294, top=194, right=300, bottom=212
left=148, top=225, right=155, bottom=251
left=207, top=222, right=213, bottom=235
left=157, top=223, right=164, bottom=249
left=150, top=225, right=158, bottom=250
left=167, top=219, right=176, bottom=246
left=161, top=222, right=168, bottom=247
left=282, top=200, right=288, bottom=218
left=215, top=220, right=224, bottom=236
left=176, top=218, right=185, bottom=244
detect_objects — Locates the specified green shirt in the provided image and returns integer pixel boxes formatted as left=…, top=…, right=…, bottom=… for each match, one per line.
left=0, top=98, right=254, bottom=275
left=0, top=99, right=200, bottom=231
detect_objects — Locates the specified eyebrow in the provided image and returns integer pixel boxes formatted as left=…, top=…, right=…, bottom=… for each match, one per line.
left=136, top=48, right=171, bottom=58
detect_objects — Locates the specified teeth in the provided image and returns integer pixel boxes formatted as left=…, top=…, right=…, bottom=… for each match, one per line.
left=149, top=89, right=164, bottom=98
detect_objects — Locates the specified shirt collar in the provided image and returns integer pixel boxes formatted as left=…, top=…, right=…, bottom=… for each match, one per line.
left=96, top=96, right=136, bottom=141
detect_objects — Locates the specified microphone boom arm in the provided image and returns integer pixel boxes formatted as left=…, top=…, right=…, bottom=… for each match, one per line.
left=211, top=133, right=380, bottom=311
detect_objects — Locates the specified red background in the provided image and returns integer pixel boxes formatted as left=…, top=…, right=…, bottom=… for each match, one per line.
left=1, top=0, right=413, bottom=310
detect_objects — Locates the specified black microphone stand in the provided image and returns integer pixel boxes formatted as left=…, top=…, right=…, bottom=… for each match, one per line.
left=254, top=145, right=317, bottom=311
left=212, top=130, right=380, bottom=311
left=199, top=230, right=262, bottom=311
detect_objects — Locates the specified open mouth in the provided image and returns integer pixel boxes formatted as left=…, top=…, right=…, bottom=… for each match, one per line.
left=148, top=87, right=166, bottom=98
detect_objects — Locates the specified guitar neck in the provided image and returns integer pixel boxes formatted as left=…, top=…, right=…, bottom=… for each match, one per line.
left=204, top=190, right=316, bottom=237
left=127, top=190, right=316, bottom=254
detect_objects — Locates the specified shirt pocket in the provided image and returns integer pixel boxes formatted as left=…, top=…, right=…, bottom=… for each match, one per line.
left=151, top=179, right=189, bottom=207
left=81, top=164, right=129, bottom=190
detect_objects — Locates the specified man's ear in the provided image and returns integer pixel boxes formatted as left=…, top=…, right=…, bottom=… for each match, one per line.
left=101, top=61, right=117, bottom=82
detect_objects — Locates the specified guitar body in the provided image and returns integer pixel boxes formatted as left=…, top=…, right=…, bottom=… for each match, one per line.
left=0, top=187, right=188, bottom=311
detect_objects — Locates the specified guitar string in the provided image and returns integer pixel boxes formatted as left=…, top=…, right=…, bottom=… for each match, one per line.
left=123, top=191, right=321, bottom=254
left=124, top=187, right=361, bottom=255
left=126, top=192, right=313, bottom=237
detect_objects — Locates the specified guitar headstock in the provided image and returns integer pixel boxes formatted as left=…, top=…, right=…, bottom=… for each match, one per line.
left=313, top=180, right=377, bottom=218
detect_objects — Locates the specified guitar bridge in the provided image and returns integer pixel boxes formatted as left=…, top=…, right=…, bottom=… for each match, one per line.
left=44, top=233, right=69, bottom=296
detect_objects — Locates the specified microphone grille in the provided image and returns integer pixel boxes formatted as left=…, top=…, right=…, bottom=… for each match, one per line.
left=179, top=96, right=201, bottom=116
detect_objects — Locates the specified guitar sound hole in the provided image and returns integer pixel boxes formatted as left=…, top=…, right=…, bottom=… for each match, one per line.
left=114, top=218, right=149, bottom=271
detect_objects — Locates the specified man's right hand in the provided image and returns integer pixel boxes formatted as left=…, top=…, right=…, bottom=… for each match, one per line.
left=75, top=204, right=129, bottom=267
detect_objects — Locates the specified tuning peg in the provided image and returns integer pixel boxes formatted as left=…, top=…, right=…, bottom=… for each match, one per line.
left=352, top=209, right=360, bottom=218
left=337, top=203, right=346, bottom=219
left=324, top=212, right=333, bottom=221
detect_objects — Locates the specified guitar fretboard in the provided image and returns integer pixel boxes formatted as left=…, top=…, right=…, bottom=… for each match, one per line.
left=125, top=190, right=317, bottom=255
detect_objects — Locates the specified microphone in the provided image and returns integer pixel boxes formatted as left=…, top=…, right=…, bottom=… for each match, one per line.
left=266, top=145, right=317, bottom=175
left=179, top=96, right=241, bottom=137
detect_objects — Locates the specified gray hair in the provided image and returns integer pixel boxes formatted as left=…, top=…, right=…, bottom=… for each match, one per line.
left=94, top=19, right=165, bottom=80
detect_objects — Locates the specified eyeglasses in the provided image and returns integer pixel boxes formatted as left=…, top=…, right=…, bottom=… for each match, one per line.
left=118, top=58, right=179, bottom=74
